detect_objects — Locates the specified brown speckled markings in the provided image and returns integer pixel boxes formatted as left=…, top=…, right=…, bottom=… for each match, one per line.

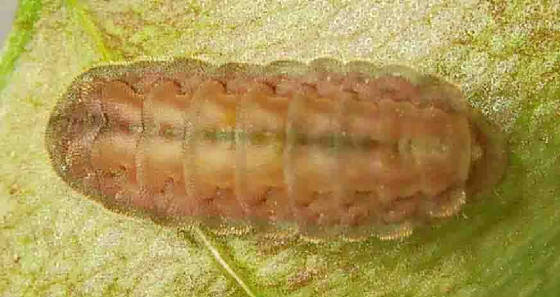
left=46, top=58, right=507, bottom=240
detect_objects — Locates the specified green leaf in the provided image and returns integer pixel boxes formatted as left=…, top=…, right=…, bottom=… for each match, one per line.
left=1, top=0, right=559, bottom=296
left=0, top=0, right=42, bottom=92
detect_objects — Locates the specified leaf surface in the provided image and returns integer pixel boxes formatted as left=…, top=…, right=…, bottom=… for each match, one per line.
left=1, top=1, right=559, bottom=296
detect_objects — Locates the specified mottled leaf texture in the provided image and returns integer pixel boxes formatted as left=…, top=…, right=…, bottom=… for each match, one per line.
left=1, top=1, right=559, bottom=297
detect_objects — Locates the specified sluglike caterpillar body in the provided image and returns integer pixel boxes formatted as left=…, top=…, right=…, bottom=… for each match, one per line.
left=46, top=58, right=506, bottom=240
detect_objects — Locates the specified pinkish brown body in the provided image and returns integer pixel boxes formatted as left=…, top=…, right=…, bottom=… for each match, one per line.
left=46, top=58, right=506, bottom=239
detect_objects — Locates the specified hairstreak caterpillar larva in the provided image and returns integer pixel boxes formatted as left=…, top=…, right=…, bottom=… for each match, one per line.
left=46, top=58, right=506, bottom=240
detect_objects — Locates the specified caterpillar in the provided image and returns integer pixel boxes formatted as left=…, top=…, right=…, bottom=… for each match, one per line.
left=46, top=58, right=506, bottom=240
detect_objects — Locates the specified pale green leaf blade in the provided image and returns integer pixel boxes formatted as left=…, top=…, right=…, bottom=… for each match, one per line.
left=1, top=1, right=559, bottom=297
